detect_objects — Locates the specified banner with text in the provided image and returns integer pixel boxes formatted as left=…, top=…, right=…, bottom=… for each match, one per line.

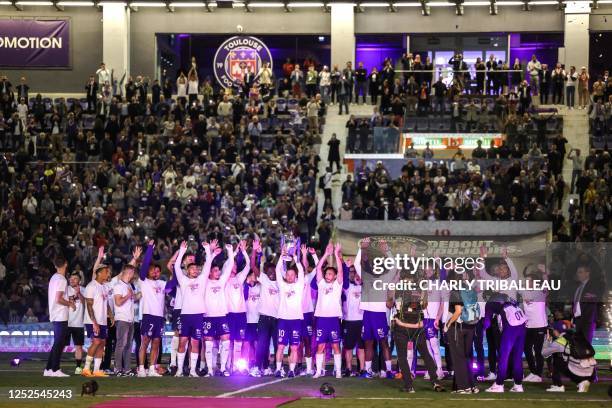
left=0, top=19, right=70, bottom=68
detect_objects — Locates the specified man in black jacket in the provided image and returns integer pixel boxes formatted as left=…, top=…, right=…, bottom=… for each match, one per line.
left=572, top=264, right=602, bottom=343
left=85, top=76, right=98, bottom=113
left=539, top=64, right=552, bottom=105
left=355, top=62, right=368, bottom=105
left=343, top=62, right=355, bottom=104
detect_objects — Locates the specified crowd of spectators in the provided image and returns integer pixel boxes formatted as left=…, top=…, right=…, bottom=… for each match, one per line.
left=0, top=60, right=330, bottom=324
left=0, top=52, right=609, bottom=324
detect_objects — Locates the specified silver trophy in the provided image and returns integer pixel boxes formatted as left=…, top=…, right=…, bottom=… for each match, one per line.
left=280, top=232, right=300, bottom=259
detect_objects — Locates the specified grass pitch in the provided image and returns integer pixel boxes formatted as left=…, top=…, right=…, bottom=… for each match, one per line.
left=0, top=356, right=609, bottom=408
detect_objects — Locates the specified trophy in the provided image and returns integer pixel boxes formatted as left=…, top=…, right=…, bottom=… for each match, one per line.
left=280, top=232, right=300, bottom=259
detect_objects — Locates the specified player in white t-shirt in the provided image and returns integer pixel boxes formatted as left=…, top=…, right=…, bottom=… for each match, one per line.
left=342, top=257, right=364, bottom=376
left=135, top=241, right=169, bottom=377
left=252, top=249, right=280, bottom=377
left=313, top=243, right=344, bottom=379
left=66, top=273, right=86, bottom=375
left=44, top=254, right=75, bottom=377
left=82, top=264, right=112, bottom=377
left=113, top=264, right=137, bottom=376
left=225, top=240, right=251, bottom=373
left=274, top=244, right=304, bottom=378
left=520, top=264, right=549, bottom=384
left=174, top=240, right=220, bottom=377
left=355, top=238, right=398, bottom=379
left=164, top=248, right=193, bottom=375
left=202, top=242, right=235, bottom=377
left=244, top=265, right=261, bottom=372
left=298, top=244, right=318, bottom=376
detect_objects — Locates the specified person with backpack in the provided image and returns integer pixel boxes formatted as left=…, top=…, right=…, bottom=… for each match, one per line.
left=483, top=293, right=527, bottom=393
left=443, top=269, right=479, bottom=394
left=542, top=330, right=596, bottom=393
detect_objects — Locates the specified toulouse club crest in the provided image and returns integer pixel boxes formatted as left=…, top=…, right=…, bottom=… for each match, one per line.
left=213, top=36, right=273, bottom=89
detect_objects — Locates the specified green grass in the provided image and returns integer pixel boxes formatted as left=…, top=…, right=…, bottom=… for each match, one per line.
left=0, top=359, right=609, bottom=408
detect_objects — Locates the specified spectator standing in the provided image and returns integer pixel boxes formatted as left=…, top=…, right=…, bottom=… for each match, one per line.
left=577, top=67, right=590, bottom=109
left=566, top=66, right=578, bottom=109
left=527, top=55, right=541, bottom=96
left=327, top=133, right=341, bottom=173
left=355, top=62, right=368, bottom=104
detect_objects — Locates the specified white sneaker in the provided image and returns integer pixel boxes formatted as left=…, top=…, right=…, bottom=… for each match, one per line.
left=137, top=367, right=147, bottom=377
left=189, top=370, right=199, bottom=378
left=52, top=370, right=70, bottom=377
left=546, top=385, right=565, bottom=392
left=510, top=384, right=524, bottom=393
left=174, top=371, right=184, bottom=377
left=335, top=370, right=342, bottom=379
left=523, top=373, right=542, bottom=383
left=312, top=370, right=323, bottom=379
left=484, top=372, right=497, bottom=381
left=148, top=368, right=162, bottom=377
left=74, top=367, right=83, bottom=375
left=263, top=368, right=274, bottom=376
left=43, top=369, right=53, bottom=377
left=485, top=383, right=504, bottom=393
left=424, top=372, right=430, bottom=380
left=577, top=380, right=590, bottom=393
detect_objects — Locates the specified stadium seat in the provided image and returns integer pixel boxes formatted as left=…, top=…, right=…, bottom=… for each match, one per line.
left=416, top=117, right=429, bottom=132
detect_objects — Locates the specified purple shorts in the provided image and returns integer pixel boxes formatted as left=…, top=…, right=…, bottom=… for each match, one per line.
left=423, top=318, right=438, bottom=340
left=315, top=316, right=341, bottom=344
left=85, top=324, right=108, bottom=340
left=141, top=314, right=164, bottom=339
left=246, top=323, right=258, bottom=342
left=302, top=312, right=314, bottom=337
left=361, top=310, right=389, bottom=341
left=277, top=319, right=302, bottom=346
left=203, top=316, right=230, bottom=338
left=180, top=313, right=203, bottom=340
left=227, top=312, right=247, bottom=341
left=172, top=309, right=182, bottom=331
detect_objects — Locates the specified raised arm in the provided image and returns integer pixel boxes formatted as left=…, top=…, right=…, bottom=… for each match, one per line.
left=294, top=253, right=304, bottom=286
left=334, top=242, right=344, bottom=287
left=502, top=247, right=518, bottom=281
left=220, top=243, right=236, bottom=285
left=316, top=243, right=333, bottom=283
left=251, top=239, right=261, bottom=277
left=139, top=241, right=155, bottom=280
left=201, top=239, right=221, bottom=286
left=275, top=245, right=287, bottom=289
left=129, top=245, right=143, bottom=267
left=92, top=246, right=105, bottom=281
left=236, top=240, right=251, bottom=283
left=174, top=241, right=189, bottom=286
left=476, top=245, right=495, bottom=280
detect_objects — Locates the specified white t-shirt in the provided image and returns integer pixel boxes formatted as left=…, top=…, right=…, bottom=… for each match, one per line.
left=302, top=271, right=316, bottom=314
left=276, top=261, right=304, bottom=320
left=106, top=277, right=118, bottom=314
left=424, top=291, right=441, bottom=320
left=48, top=273, right=68, bottom=322
left=315, top=279, right=343, bottom=318
left=343, top=282, right=363, bottom=321
left=246, top=284, right=261, bottom=324
left=173, top=267, right=185, bottom=310
left=133, top=280, right=142, bottom=323
left=258, top=273, right=280, bottom=318
left=204, top=274, right=231, bottom=317
left=521, top=290, right=548, bottom=328
left=113, top=280, right=134, bottom=323
left=188, top=80, right=199, bottom=95
left=140, top=278, right=166, bottom=317
left=84, top=280, right=109, bottom=324
left=66, top=285, right=85, bottom=328
left=226, top=267, right=250, bottom=314
left=175, top=261, right=207, bottom=315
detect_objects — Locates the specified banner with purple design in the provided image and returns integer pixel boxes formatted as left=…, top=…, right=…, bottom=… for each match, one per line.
left=0, top=19, right=70, bottom=68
